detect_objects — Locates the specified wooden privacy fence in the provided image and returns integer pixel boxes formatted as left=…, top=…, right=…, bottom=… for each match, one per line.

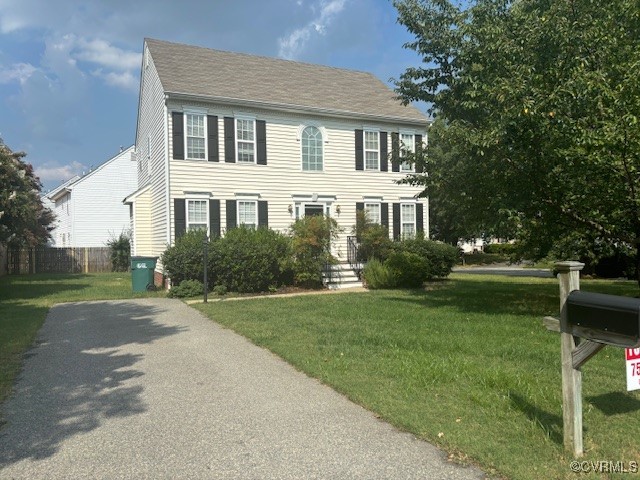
left=7, top=247, right=113, bottom=274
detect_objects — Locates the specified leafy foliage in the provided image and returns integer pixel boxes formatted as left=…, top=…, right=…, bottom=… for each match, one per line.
left=0, top=144, right=55, bottom=247
left=212, top=227, right=292, bottom=293
left=161, top=230, right=208, bottom=286
left=289, top=215, right=341, bottom=287
left=106, top=232, right=131, bottom=272
left=167, top=279, right=204, bottom=298
left=384, top=251, right=429, bottom=288
left=395, top=236, right=459, bottom=279
left=362, top=258, right=397, bottom=289
left=394, top=0, right=640, bottom=281
left=352, top=210, right=393, bottom=261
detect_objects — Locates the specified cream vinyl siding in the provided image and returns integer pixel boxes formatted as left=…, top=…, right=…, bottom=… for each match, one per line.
left=135, top=46, right=168, bottom=259
left=131, top=187, right=153, bottom=256
left=167, top=104, right=427, bottom=259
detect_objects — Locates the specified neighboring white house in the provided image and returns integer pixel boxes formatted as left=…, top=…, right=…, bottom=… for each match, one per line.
left=126, top=38, right=430, bottom=286
left=48, top=146, right=137, bottom=247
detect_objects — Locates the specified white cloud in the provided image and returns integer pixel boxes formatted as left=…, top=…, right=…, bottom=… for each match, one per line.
left=278, top=0, right=347, bottom=59
left=36, top=160, right=87, bottom=185
left=0, top=62, right=37, bottom=84
left=92, top=69, right=138, bottom=91
left=47, top=34, right=141, bottom=91
left=74, top=38, right=140, bottom=71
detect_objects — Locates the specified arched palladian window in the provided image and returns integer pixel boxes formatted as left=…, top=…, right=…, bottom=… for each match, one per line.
left=301, top=126, right=323, bottom=171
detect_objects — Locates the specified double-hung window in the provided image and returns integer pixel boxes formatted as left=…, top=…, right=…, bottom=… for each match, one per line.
left=301, top=126, right=323, bottom=171
left=365, top=203, right=381, bottom=224
left=186, top=113, right=206, bottom=160
left=237, top=200, right=257, bottom=229
left=364, top=130, right=379, bottom=171
left=401, top=203, right=416, bottom=239
left=187, top=199, right=208, bottom=232
left=236, top=118, right=255, bottom=163
left=400, top=133, right=415, bottom=172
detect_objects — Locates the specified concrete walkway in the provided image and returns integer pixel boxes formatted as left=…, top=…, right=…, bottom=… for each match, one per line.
left=0, top=299, right=486, bottom=479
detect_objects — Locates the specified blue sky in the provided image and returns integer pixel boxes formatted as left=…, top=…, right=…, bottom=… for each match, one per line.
left=0, top=0, right=424, bottom=191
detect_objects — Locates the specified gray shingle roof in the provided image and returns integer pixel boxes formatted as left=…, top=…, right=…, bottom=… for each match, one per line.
left=145, top=38, right=427, bottom=124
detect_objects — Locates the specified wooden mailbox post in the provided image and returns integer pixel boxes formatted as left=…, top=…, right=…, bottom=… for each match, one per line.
left=545, top=261, right=640, bottom=458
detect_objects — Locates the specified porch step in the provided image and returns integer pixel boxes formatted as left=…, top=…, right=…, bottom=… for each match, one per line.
left=322, top=262, right=363, bottom=290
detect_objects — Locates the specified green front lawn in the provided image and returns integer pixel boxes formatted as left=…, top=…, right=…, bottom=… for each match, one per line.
left=194, top=274, right=640, bottom=480
left=0, top=273, right=165, bottom=406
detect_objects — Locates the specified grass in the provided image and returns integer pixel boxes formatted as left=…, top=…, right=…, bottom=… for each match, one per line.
left=194, top=273, right=640, bottom=480
left=0, top=273, right=165, bottom=406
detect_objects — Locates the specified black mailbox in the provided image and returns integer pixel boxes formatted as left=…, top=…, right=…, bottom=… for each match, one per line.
left=566, top=291, right=640, bottom=348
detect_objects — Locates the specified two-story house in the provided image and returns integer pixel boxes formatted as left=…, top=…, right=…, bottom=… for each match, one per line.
left=126, top=38, right=429, bottom=287
left=48, top=146, right=137, bottom=247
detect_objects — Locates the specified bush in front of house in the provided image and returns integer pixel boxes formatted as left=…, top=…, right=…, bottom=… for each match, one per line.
left=161, top=230, right=209, bottom=286
left=289, top=215, right=341, bottom=287
left=362, top=237, right=458, bottom=289
left=394, top=236, right=458, bottom=279
left=352, top=210, right=393, bottom=262
left=212, top=226, right=293, bottom=293
left=384, top=250, right=430, bottom=287
left=168, top=279, right=204, bottom=298
left=106, top=232, right=131, bottom=272
left=362, top=258, right=397, bottom=289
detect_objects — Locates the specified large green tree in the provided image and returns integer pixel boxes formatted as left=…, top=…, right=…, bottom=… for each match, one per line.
left=394, top=0, right=640, bottom=273
left=0, top=143, right=55, bottom=247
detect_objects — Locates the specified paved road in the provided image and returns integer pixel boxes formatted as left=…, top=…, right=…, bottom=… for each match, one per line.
left=0, top=298, right=486, bottom=479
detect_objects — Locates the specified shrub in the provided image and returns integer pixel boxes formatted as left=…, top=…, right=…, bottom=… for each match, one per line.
left=161, top=230, right=209, bottom=286
left=290, top=215, right=341, bottom=287
left=212, top=284, right=227, bottom=296
left=212, top=227, right=292, bottom=293
left=396, top=237, right=458, bottom=279
left=483, top=243, right=516, bottom=255
left=352, top=210, right=393, bottom=261
left=384, top=251, right=430, bottom=288
left=168, top=279, right=204, bottom=298
left=362, top=258, right=397, bottom=289
left=106, top=232, right=131, bottom=272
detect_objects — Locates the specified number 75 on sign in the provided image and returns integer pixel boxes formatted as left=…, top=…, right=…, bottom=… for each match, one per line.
left=627, top=348, right=640, bottom=392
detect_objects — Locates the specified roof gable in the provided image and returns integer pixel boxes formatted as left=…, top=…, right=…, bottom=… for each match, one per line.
left=145, top=38, right=427, bottom=124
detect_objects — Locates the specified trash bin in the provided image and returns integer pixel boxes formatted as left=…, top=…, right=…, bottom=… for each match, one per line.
left=131, top=256, right=158, bottom=292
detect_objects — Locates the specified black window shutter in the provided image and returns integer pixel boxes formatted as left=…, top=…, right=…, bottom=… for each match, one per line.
left=355, top=129, right=363, bottom=171
left=381, top=203, right=389, bottom=228
left=356, top=202, right=364, bottom=212
left=391, top=133, right=399, bottom=172
left=208, top=116, right=219, bottom=162
left=224, top=117, right=235, bottom=163
left=415, top=134, right=423, bottom=173
left=258, top=200, right=268, bottom=227
left=172, top=112, right=184, bottom=160
left=380, top=132, right=388, bottom=172
left=226, top=200, right=237, bottom=230
left=392, top=203, right=401, bottom=240
left=174, top=199, right=186, bottom=239
left=209, top=199, right=221, bottom=238
left=416, top=202, right=424, bottom=234
left=256, top=120, right=267, bottom=165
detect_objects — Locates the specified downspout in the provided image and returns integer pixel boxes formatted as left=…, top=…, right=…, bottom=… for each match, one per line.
left=164, top=98, right=171, bottom=246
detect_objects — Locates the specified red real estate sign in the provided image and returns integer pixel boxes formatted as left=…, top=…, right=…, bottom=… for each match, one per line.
left=627, top=348, right=640, bottom=391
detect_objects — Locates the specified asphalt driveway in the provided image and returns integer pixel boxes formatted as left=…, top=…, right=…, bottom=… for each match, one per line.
left=0, top=298, right=486, bottom=479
